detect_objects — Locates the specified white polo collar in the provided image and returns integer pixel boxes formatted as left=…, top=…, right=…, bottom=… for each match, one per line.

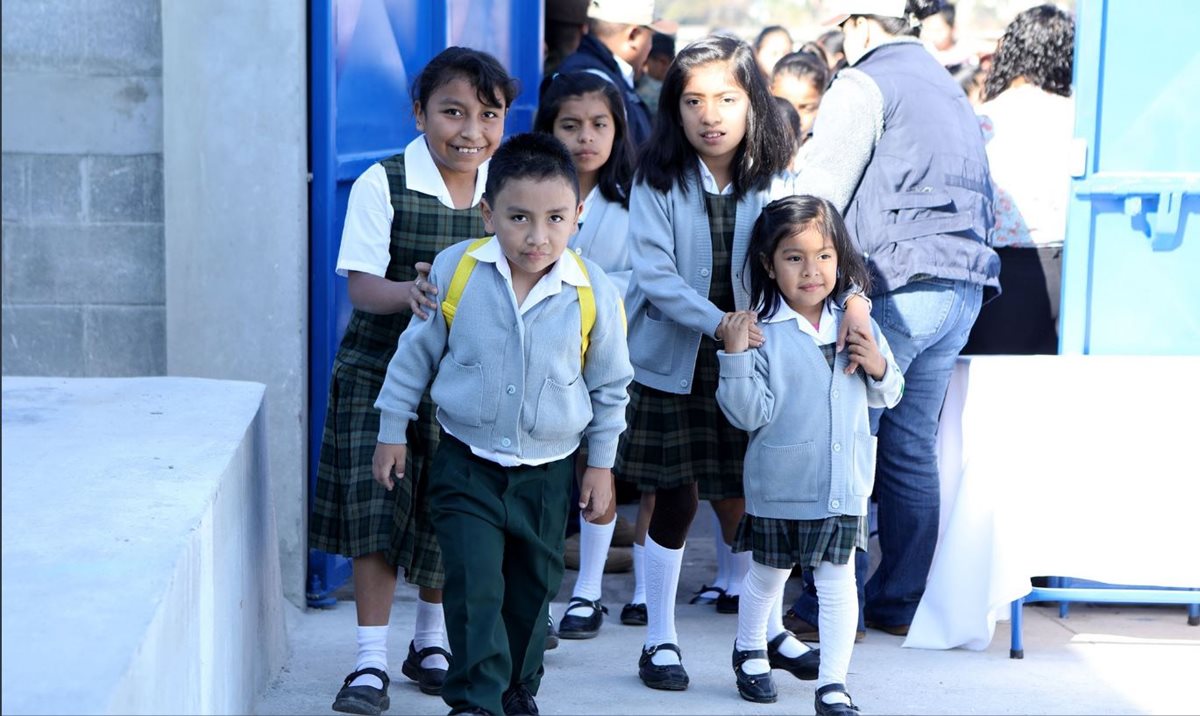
left=764, top=299, right=838, bottom=343
left=468, top=236, right=590, bottom=313
left=697, top=158, right=734, bottom=195
left=404, top=135, right=488, bottom=210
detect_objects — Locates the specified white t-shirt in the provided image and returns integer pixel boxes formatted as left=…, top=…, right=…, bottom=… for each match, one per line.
left=335, top=135, right=489, bottom=277
left=977, top=85, right=1075, bottom=248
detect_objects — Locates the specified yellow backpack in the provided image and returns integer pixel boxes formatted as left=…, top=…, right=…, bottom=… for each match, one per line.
left=440, top=237, right=598, bottom=369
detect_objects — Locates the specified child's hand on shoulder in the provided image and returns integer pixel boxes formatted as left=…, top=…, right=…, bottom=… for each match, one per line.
left=844, top=325, right=888, bottom=380
left=719, top=311, right=756, bottom=354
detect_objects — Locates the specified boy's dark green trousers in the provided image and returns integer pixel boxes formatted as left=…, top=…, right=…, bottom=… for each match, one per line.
left=428, top=434, right=573, bottom=716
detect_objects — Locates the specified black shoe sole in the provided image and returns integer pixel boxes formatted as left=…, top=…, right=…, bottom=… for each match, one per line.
left=559, top=627, right=600, bottom=639
left=737, top=686, right=778, bottom=704
left=332, top=694, right=391, bottom=715
left=639, top=667, right=690, bottom=691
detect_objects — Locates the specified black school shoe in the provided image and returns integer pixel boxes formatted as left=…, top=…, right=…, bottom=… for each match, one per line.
left=558, top=596, right=608, bottom=639
left=767, top=630, right=820, bottom=680
left=544, top=613, right=559, bottom=650
left=732, top=645, right=777, bottom=703
left=638, top=643, right=690, bottom=690
left=400, top=641, right=451, bottom=695
left=501, top=684, right=539, bottom=715
left=620, top=602, right=648, bottom=626
left=688, top=584, right=725, bottom=605
left=332, top=667, right=390, bottom=715
left=814, top=683, right=861, bottom=716
left=716, top=592, right=740, bottom=614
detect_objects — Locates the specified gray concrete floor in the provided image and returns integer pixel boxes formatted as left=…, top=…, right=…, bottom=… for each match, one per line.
left=257, top=503, right=1200, bottom=715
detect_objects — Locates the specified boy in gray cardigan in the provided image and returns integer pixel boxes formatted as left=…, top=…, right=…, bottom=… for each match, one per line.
left=371, top=132, right=633, bottom=716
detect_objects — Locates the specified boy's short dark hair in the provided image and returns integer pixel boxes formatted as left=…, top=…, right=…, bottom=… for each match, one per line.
left=649, top=31, right=676, bottom=60
left=484, top=132, right=580, bottom=204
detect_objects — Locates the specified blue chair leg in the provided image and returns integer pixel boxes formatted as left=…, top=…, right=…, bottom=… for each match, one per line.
left=1188, top=602, right=1199, bottom=626
left=1010, top=597, right=1025, bottom=659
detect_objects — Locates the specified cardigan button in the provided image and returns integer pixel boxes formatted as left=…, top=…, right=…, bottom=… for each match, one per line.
left=699, top=268, right=710, bottom=277
left=830, top=499, right=841, bottom=509
left=679, top=379, right=688, bottom=388
left=501, top=437, right=511, bottom=448
left=833, top=442, right=842, bottom=452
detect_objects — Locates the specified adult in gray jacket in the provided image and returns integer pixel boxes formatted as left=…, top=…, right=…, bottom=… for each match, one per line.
left=785, top=0, right=1000, bottom=639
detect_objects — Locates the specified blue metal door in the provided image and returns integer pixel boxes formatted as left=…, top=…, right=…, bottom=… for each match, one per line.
left=308, top=0, right=544, bottom=605
left=1059, top=0, right=1200, bottom=355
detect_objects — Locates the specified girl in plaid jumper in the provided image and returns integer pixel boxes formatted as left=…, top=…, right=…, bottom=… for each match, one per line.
left=717, top=196, right=903, bottom=714
left=308, top=47, right=517, bottom=716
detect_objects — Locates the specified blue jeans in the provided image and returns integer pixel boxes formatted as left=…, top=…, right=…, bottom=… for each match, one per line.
left=790, top=278, right=983, bottom=628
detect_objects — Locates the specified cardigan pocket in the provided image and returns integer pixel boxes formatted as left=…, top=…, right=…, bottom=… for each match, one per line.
left=531, top=375, right=592, bottom=441
left=431, top=357, right=484, bottom=427
left=751, top=441, right=818, bottom=503
left=850, top=431, right=877, bottom=497
left=629, top=311, right=677, bottom=374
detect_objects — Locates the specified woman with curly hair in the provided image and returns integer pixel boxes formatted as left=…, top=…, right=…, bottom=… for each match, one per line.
left=964, top=4, right=1075, bottom=354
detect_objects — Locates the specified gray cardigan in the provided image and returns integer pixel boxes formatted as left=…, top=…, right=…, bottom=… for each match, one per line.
left=624, top=173, right=768, bottom=393
left=571, top=192, right=631, bottom=300
left=716, top=308, right=904, bottom=520
left=374, top=238, right=634, bottom=468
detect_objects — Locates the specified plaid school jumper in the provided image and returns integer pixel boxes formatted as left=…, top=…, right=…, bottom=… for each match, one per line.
left=309, top=153, right=486, bottom=588
left=616, top=191, right=748, bottom=500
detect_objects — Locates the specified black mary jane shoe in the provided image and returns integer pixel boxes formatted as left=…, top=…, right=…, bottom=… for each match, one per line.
left=332, top=667, right=390, bottom=715
left=767, top=630, right=820, bottom=680
left=558, top=596, right=608, bottom=639
left=732, top=645, right=777, bottom=704
left=814, top=683, right=861, bottom=716
left=638, top=643, right=690, bottom=691
left=716, top=592, right=740, bottom=614
left=400, top=641, right=451, bottom=695
left=688, top=584, right=725, bottom=605
left=501, top=683, right=540, bottom=716
left=620, top=602, right=648, bottom=626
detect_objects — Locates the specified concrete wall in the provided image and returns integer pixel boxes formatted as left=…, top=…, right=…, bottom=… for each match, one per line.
left=1, top=0, right=165, bottom=376
left=161, top=1, right=310, bottom=607
left=1, top=377, right=288, bottom=715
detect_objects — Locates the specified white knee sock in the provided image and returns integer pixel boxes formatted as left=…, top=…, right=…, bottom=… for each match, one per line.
left=735, top=560, right=790, bottom=674
left=711, top=510, right=731, bottom=592
left=570, top=514, right=615, bottom=611
left=814, top=559, right=858, bottom=692
left=644, top=535, right=684, bottom=666
left=351, top=624, right=389, bottom=688
left=413, top=598, right=449, bottom=670
left=631, top=542, right=646, bottom=605
left=765, top=585, right=808, bottom=657
left=726, top=549, right=751, bottom=597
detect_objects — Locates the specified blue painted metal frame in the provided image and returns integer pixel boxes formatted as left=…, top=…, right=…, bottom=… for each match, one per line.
left=307, top=0, right=544, bottom=606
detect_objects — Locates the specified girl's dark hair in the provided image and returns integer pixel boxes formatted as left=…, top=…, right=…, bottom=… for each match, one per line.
left=411, top=46, right=519, bottom=110
left=772, top=51, right=830, bottom=95
left=746, top=195, right=870, bottom=321
left=983, top=4, right=1074, bottom=101
left=774, top=96, right=802, bottom=153
left=862, top=0, right=945, bottom=37
left=533, top=71, right=635, bottom=209
left=484, top=132, right=579, bottom=205
left=635, top=34, right=792, bottom=200
left=753, top=25, right=793, bottom=52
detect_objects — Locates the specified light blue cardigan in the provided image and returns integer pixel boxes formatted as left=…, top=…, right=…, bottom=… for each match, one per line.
left=571, top=191, right=631, bottom=300
left=624, top=172, right=769, bottom=393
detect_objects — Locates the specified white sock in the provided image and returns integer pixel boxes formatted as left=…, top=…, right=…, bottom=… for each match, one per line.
left=814, top=559, right=858, bottom=688
left=766, top=586, right=808, bottom=657
left=644, top=535, right=684, bottom=666
left=413, top=598, right=449, bottom=670
left=711, top=510, right=731, bottom=593
left=726, top=548, right=751, bottom=597
left=631, top=543, right=647, bottom=605
left=735, top=560, right=789, bottom=675
left=570, top=513, right=615, bottom=612
left=351, top=625, right=388, bottom=688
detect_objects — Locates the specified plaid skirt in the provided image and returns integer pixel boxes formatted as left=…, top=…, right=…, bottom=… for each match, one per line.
left=615, top=337, right=747, bottom=500
left=308, top=362, right=445, bottom=589
left=732, top=513, right=867, bottom=569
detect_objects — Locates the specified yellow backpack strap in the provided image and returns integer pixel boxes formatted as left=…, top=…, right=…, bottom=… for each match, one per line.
left=441, top=237, right=492, bottom=329
left=568, top=251, right=596, bottom=370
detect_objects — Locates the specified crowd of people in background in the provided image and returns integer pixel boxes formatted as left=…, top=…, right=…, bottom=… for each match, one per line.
left=314, top=1, right=1079, bottom=715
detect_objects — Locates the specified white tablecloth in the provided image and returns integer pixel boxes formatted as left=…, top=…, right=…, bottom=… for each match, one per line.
left=904, top=355, right=1200, bottom=650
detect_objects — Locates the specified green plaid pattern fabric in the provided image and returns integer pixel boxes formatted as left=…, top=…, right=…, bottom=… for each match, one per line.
left=733, top=513, right=868, bottom=568
left=615, top=192, right=746, bottom=500
left=309, top=154, right=486, bottom=588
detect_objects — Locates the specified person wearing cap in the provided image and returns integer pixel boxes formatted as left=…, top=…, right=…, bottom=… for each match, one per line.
left=554, top=0, right=677, bottom=148
left=783, top=2, right=999, bottom=710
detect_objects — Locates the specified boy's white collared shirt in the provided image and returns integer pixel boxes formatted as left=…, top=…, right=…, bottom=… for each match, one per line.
left=697, top=158, right=734, bottom=196
left=336, top=135, right=488, bottom=277
left=763, top=299, right=838, bottom=346
left=444, top=236, right=589, bottom=467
